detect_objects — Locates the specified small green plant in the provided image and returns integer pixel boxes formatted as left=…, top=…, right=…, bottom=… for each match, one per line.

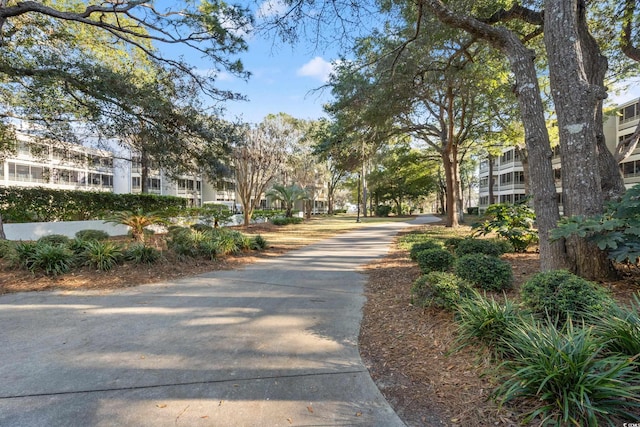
left=454, top=238, right=510, bottom=257
left=409, top=240, right=442, bottom=260
left=105, top=209, right=164, bottom=242
left=454, top=254, right=513, bottom=291
left=520, top=270, right=614, bottom=323
left=124, top=243, right=161, bottom=264
left=375, top=205, right=392, bottom=217
left=190, top=223, right=214, bottom=233
left=214, top=229, right=241, bottom=255
left=473, top=202, right=538, bottom=252
left=12, top=241, right=39, bottom=270
left=443, top=237, right=464, bottom=252
left=411, top=272, right=471, bottom=310
left=0, top=239, right=16, bottom=259
left=75, top=229, right=110, bottom=241
left=495, top=320, right=640, bottom=425
left=271, top=216, right=304, bottom=226
left=415, top=248, right=455, bottom=273
left=551, top=183, right=640, bottom=263
left=250, top=234, right=268, bottom=250
left=81, top=240, right=123, bottom=271
left=37, top=234, right=71, bottom=247
left=68, top=238, right=91, bottom=256
left=592, top=297, right=640, bottom=359
left=28, top=243, right=74, bottom=276
left=455, top=290, right=526, bottom=357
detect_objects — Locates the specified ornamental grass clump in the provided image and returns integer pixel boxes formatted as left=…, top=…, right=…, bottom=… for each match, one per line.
left=124, top=243, right=161, bottom=265
left=454, top=254, right=513, bottom=291
left=81, top=240, right=123, bottom=272
left=28, top=242, right=74, bottom=276
left=520, top=270, right=614, bottom=324
left=250, top=234, right=268, bottom=250
left=455, top=290, right=525, bottom=358
left=415, top=248, right=455, bottom=273
left=411, top=271, right=471, bottom=310
left=495, top=320, right=640, bottom=425
left=591, top=295, right=640, bottom=359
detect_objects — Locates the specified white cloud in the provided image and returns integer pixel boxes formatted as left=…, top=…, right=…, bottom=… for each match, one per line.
left=257, top=0, right=289, bottom=19
left=296, top=57, right=334, bottom=83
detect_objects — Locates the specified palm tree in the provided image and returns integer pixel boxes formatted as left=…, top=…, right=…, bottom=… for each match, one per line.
left=266, top=184, right=308, bottom=218
left=105, top=209, right=164, bottom=242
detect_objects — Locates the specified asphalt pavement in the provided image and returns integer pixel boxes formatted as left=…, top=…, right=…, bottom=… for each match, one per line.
left=0, top=215, right=440, bottom=427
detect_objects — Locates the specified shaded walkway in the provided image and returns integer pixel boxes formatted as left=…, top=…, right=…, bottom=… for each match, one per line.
left=0, top=215, right=439, bottom=426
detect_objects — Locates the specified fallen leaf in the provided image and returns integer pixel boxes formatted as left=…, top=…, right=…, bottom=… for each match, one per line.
left=156, top=404, right=167, bottom=409
left=286, top=418, right=292, bottom=424
left=355, top=412, right=362, bottom=417
left=307, top=406, right=314, bottom=413
left=201, top=416, right=209, bottom=419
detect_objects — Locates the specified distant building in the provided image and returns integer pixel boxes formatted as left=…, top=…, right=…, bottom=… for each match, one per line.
left=478, top=98, right=640, bottom=212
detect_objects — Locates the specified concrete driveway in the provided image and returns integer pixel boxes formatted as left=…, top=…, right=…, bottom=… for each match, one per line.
left=0, top=215, right=439, bottom=427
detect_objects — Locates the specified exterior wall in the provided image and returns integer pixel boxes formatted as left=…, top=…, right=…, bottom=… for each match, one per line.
left=4, top=220, right=129, bottom=240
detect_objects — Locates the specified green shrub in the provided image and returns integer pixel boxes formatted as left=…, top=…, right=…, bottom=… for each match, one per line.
left=472, top=202, right=538, bottom=252
left=28, top=243, right=74, bottom=276
left=495, top=320, right=640, bottom=425
left=409, top=240, right=442, bottom=260
left=68, top=238, right=91, bottom=256
left=12, top=241, right=40, bottom=270
left=455, top=238, right=510, bottom=257
left=415, top=248, right=455, bottom=273
left=411, top=272, right=471, bottom=310
left=271, top=216, right=304, bottom=226
left=81, top=240, right=123, bottom=271
left=592, top=298, right=640, bottom=359
left=520, top=270, right=613, bottom=322
left=167, top=228, right=212, bottom=258
left=250, top=234, right=268, bottom=250
left=455, top=290, right=525, bottom=357
left=37, top=234, right=71, bottom=247
left=454, top=254, right=513, bottom=291
left=443, top=237, right=464, bottom=252
left=0, top=240, right=16, bottom=259
left=375, top=205, right=392, bottom=217
left=190, top=223, right=213, bottom=233
left=75, top=229, right=110, bottom=241
left=124, top=243, right=161, bottom=264
left=213, top=229, right=241, bottom=255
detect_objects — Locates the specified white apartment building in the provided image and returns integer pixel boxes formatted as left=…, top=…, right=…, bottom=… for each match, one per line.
left=478, top=98, right=640, bottom=212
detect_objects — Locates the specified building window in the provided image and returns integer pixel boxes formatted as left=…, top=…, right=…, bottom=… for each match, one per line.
left=500, top=150, right=514, bottom=164
left=620, top=102, right=640, bottom=124
left=132, top=177, right=141, bottom=189
left=479, top=196, right=489, bottom=206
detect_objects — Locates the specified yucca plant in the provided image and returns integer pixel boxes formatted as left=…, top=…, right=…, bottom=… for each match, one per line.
left=124, top=243, right=161, bottom=265
left=81, top=240, right=123, bottom=271
left=29, top=243, right=74, bottom=276
left=105, top=209, right=164, bottom=243
left=455, top=290, right=525, bottom=358
left=496, top=319, right=640, bottom=425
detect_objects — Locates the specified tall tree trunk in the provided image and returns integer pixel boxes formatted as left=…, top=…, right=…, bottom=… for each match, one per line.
left=544, top=0, right=612, bottom=280
left=442, top=151, right=459, bottom=227
left=0, top=213, right=6, bottom=240
left=140, top=147, right=149, bottom=194
left=423, top=0, right=568, bottom=271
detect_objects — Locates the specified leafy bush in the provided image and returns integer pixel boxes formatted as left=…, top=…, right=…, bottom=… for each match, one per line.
left=495, top=320, right=640, bottom=425
left=124, top=243, right=161, bottom=265
left=190, top=223, right=214, bottom=233
left=271, top=216, right=303, bottom=226
left=75, top=229, right=110, bottom=241
left=375, top=205, right=392, bottom=217
left=250, top=235, right=268, bottom=250
left=214, top=229, right=242, bottom=255
left=68, top=238, right=91, bottom=256
left=455, top=290, right=525, bottom=357
left=81, top=240, right=123, bottom=271
left=411, top=272, right=471, bottom=310
left=454, top=254, right=513, bottom=291
left=455, top=238, right=510, bottom=257
left=467, top=206, right=479, bottom=215
left=473, top=202, right=538, bottom=252
left=167, top=228, right=213, bottom=259
left=28, top=243, right=74, bottom=276
left=37, top=234, right=71, bottom=247
left=0, top=239, right=16, bottom=259
left=592, top=298, right=640, bottom=359
left=520, top=270, right=614, bottom=322
left=415, top=248, right=455, bottom=273
left=409, top=240, right=442, bottom=260
left=12, top=241, right=40, bottom=270
left=551, top=183, right=640, bottom=263
left=443, top=237, right=464, bottom=252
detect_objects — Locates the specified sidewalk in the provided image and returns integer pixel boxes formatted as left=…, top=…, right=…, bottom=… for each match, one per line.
left=0, top=215, right=440, bottom=426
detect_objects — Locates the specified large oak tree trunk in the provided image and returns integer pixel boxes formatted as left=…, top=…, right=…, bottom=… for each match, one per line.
left=544, top=0, right=613, bottom=279
left=442, top=151, right=460, bottom=227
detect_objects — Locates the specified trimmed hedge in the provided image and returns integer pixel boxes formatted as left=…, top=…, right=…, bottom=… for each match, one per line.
left=409, top=240, right=442, bottom=260
left=455, top=238, right=512, bottom=257
left=454, top=254, right=513, bottom=291
left=0, top=187, right=186, bottom=223
left=412, top=272, right=472, bottom=310
left=415, top=248, right=455, bottom=273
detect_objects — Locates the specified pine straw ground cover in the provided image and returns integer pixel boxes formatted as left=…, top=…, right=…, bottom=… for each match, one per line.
left=360, top=222, right=640, bottom=426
